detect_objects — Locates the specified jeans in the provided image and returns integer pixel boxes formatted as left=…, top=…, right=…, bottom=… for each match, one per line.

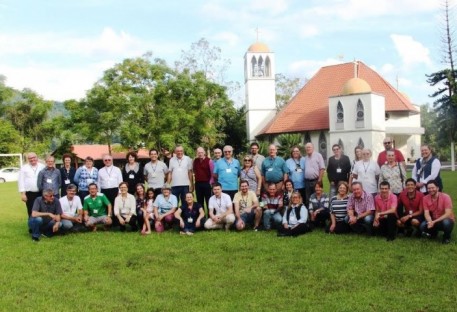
left=171, top=185, right=189, bottom=207
left=28, top=217, right=61, bottom=239
left=345, top=214, right=374, bottom=235
left=420, top=218, right=454, bottom=240
left=262, top=209, right=282, bottom=230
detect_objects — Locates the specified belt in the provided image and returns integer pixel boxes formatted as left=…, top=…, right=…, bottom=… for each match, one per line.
left=305, top=179, right=317, bottom=182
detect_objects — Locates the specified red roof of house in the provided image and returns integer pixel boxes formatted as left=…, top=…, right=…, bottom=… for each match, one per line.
left=259, top=61, right=418, bottom=135
left=71, top=145, right=149, bottom=160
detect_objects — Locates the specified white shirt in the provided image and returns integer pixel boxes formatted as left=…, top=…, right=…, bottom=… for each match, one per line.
left=208, top=193, right=232, bottom=215
left=59, top=196, right=83, bottom=217
left=98, top=165, right=123, bottom=189
left=18, top=163, right=45, bottom=192
left=114, top=193, right=137, bottom=217
left=168, top=155, right=192, bottom=187
left=352, top=160, right=380, bottom=194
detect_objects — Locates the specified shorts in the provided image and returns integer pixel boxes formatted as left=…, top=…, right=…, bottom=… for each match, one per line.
left=240, top=210, right=256, bottom=225
left=87, top=216, right=109, bottom=226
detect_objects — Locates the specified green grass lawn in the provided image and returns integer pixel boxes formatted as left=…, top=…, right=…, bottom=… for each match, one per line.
left=1, top=172, right=457, bottom=312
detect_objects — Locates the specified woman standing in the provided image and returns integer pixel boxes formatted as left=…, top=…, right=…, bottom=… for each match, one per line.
left=122, top=152, right=144, bottom=195
left=114, top=182, right=138, bottom=232
left=74, top=156, right=98, bottom=203
left=379, top=150, right=406, bottom=195
left=328, top=181, right=350, bottom=234
left=60, top=153, right=76, bottom=196
left=240, top=155, right=262, bottom=196
left=277, top=192, right=310, bottom=237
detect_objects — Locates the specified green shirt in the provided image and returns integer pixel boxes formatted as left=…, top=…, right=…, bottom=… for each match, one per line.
left=83, top=194, right=111, bottom=217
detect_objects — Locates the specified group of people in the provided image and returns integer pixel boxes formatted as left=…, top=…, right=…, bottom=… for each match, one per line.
left=18, top=138, right=454, bottom=243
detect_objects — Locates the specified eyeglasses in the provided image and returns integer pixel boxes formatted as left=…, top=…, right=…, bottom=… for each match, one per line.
left=332, top=148, right=339, bottom=151
left=104, top=159, right=112, bottom=162
left=244, top=159, right=251, bottom=161
left=383, top=142, right=391, bottom=144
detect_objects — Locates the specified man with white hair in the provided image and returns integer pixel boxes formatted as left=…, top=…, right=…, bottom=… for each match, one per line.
left=167, top=145, right=194, bottom=205
left=261, top=144, right=289, bottom=194
left=18, top=152, right=45, bottom=219
left=193, top=146, right=214, bottom=210
left=213, top=145, right=240, bottom=199
left=37, top=155, right=61, bottom=198
left=304, top=143, right=325, bottom=206
left=350, top=148, right=380, bottom=196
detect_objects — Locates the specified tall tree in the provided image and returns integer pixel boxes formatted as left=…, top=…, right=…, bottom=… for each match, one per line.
left=275, top=73, right=306, bottom=111
left=426, top=0, right=457, bottom=151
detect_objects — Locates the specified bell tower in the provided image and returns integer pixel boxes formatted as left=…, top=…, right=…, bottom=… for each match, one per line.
left=244, top=41, right=276, bottom=141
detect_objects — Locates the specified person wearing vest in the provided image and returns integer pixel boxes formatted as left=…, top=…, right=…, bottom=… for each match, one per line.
left=277, top=191, right=310, bottom=237
left=412, top=144, right=442, bottom=194
left=193, top=147, right=214, bottom=213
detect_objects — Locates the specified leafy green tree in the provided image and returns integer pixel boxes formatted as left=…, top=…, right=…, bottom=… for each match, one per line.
left=276, top=133, right=303, bottom=158
left=275, top=73, right=306, bottom=111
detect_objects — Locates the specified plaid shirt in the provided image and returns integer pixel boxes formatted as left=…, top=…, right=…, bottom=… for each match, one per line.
left=74, top=166, right=99, bottom=191
left=347, top=191, right=375, bottom=215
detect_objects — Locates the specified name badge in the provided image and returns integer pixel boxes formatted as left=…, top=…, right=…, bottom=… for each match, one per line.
left=151, top=173, right=157, bottom=178
left=65, top=179, right=70, bottom=184
left=268, top=168, right=273, bottom=172
left=187, top=217, right=193, bottom=223
left=93, top=209, right=98, bottom=214
left=336, top=168, right=342, bottom=173
left=121, top=209, right=128, bottom=214
left=129, top=174, right=134, bottom=179
left=46, top=178, right=52, bottom=184
left=226, top=168, right=232, bottom=173
left=296, top=168, right=303, bottom=173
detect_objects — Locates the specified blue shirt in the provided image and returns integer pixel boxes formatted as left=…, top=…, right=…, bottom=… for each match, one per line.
left=214, top=158, right=240, bottom=191
left=285, top=157, right=305, bottom=189
left=153, top=194, right=178, bottom=214
left=261, top=156, right=289, bottom=183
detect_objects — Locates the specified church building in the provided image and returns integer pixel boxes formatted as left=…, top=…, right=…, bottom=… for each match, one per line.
left=244, top=41, right=424, bottom=162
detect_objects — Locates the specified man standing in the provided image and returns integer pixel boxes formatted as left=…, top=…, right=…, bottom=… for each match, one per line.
left=37, top=156, right=61, bottom=197
left=213, top=145, right=240, bottom=199
left=250, top=142, right=265, bottom=171
left=304, top=143, right=325, bottom=206
left=261, top=144, right=289, bottom=195
left=144, top=148, right=169, bottom=198
left=285, top=146, right=306, bottom=200
left=412, top=144, right=442, bottom=193
left=346, top=182, right=375, bottom=235
left=373, top=181, right=398, bottom=241
left=28, top=189, right=62, bottom=242
left=377, top=137, right=406, bottom=168
left=233, top=180, right=262, bottom=231
left=193, top=147, right=214, bottom=210
left=167, top=145, right=194, bottom=205
left=419, top=180, right=454, bottom=244
left=204, top=183, right=235, bottom=230
left=97, top=155, right=123, bottom=206
left=18, top=152, right=45, bottom=218
left=59, top=184, right=84, bottom=232
left=213, top=148, right=223, bottom=162
left=350, top=148, right=380, bottom=196
left=83, top=183, right=112, bottom=231
left=326, top=144, right=351, bottom=198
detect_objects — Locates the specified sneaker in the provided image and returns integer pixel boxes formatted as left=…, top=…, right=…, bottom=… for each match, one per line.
left=422, top=232, right=431, bottom=238
left=32, top=236, right=40, bottom=242
left=442, top=238, right=451, bottom=244
left=180, top=231, right=187, bottom=235
left=41, top=233, right=51, bottom=238
left=186, top=231, right=194, bottom=236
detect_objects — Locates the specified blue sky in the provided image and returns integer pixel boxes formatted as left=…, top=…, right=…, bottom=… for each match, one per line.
left=0, top=0, right=447, bottom=106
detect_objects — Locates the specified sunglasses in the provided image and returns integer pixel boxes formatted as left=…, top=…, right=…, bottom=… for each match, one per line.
left=244, top=159, right=252, bottom=161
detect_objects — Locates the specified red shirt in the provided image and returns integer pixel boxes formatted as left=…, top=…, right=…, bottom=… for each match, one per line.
left=377, top=149, right=405, bottom=167
left=421, top=193, right=455, bottom=222
left=374, top=192, right=397, bottom=213
left=398, top=190, right=424, bottom=214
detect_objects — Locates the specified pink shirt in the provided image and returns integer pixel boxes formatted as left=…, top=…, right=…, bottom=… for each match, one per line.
left=374, top=192, right=397, bottom=213
left=421, top=193, right=455, bottom=222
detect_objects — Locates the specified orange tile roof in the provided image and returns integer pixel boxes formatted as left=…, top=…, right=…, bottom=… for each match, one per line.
left=259, top=61, right=418, bottom=135
left=71, top=144, right=150, bottom=160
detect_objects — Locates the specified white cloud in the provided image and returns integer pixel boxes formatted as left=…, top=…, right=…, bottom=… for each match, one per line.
left=210, top=31, right=240, bottom=46
left=391, top=34, right=432, bottom=67
left=288, top=58, right=341, bottom=79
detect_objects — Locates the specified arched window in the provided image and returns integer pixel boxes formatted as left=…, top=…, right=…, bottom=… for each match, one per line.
left=356, top=99, right=364, bottom=121
left=258, top=56, right=264, bottom=77
left=337, top=101, right=344, bottom=123
left=251, top=56, right=257, bottom=77
left=265, top=56, right=271, bottom=77
left=304, top=132, right=311, bottom=143
left=319, top=131, right=327, bottom=161
left=357, top=137, right=365, bottom=148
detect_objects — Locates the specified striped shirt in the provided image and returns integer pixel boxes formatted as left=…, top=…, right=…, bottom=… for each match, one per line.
left=329, top=196, right=349, bottom=221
